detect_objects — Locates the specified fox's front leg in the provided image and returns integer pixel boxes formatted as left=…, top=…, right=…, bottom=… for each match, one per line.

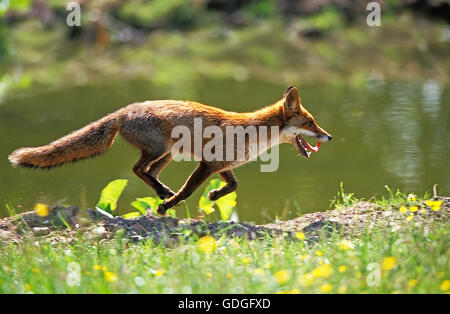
left=208, top=170, right=238, bottom=201
left=157, top=162, right=213, bottom=215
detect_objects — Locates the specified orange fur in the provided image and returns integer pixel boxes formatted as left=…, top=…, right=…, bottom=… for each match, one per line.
left=9, top=114, right=119, bottom=169
left=9, top=86, right=332, bottom=214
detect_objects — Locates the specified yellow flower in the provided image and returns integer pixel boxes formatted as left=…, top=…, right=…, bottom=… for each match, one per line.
left=407, top=279, right=418, bottom=288
left=320, top=283, right=332, bottom=293
left=206, top=272, right=213, bottom=278
left=381, top=257, right=397, bottom=271
left=242, top=258, right=251, bottom=264
left=24, top=283, right=31, bottom=291
left=299, top=273, right=315, bottom=287
left=34, top=203, right=49, bottom=217
left=226, top=273, right=233, bottom=279
left=93, top=265, right=101, bottom=270
left=312, top=264, right=333, bottom=278
left=407, top=194, right=417, bottom=201
left=104, top=272, right=118, bottom=283
left=406, top=214, right=414, bottom=222
left=253, top=268, right=264, bottom=275
left=431, top=201, right=442, bottom=211
left=274, top=270, right=290, bottom=284
left=338, top=240, right=353, bottom=250
left=409, top=206, right=418, bottom=212
left=431, top=205, right=442, bottom=211
left=440, top=280, right=450, bottom=291
left=197, top=235, right=216, bottom=253
left=425, top=200, right=442, bottom=211
left=276, top=288, right=301, bottom=294
left=338, top=285, right=348, bottom=294
left=399, top=206, right=408, bottom=213
left=295, top=232, right=306, bottom=240
left=155, top=269, right=164, bottom=277
left=32, top=268, right=39, bottom=273
left=102, top=266, right=108, bottom=271
left=264, top=263, right=271, bottom=269
left=316, top=251, right=323, bottom=256
left=338, top=265, right=347, bottom=273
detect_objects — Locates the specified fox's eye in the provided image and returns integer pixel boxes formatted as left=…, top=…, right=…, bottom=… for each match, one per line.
left=306, top=121, right=313, bottom=127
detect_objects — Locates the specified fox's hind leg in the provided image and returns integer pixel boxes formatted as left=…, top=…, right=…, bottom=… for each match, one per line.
left=208, top=170, right=238, bottom=201
left=143, top=153, right=175, bottom=199
left=133, top=151, right=175, bottom=200
left=146, top=153, right=172, bottom=178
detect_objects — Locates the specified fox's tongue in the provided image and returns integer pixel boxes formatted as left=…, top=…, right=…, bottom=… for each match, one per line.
left=295, top=135, right=322, bottom=159
left=302, top=139, right=321, bottom=152
left=298, top=135, right=321, bottom=152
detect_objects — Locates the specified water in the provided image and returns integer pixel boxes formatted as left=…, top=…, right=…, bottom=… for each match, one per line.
left=0, top=78, right=448, bottom=223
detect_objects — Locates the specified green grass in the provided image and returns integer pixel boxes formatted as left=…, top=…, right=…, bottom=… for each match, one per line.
left=0, top=194, right=448, bottom=294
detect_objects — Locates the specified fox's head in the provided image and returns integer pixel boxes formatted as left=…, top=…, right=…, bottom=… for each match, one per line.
left=280, top=86, right=332, bottom=158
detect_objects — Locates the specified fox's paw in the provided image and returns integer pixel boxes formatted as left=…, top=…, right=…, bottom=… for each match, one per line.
left=157, top=203, right=168, bottom=215
left=208, top=189, right=221, bottom=201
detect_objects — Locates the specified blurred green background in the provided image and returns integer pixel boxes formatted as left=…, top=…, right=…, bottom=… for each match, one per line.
left=0, top=0, right=449, bottom=223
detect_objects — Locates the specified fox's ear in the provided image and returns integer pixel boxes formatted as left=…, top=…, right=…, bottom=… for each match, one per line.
left=283, top=86, right=301, bottom=118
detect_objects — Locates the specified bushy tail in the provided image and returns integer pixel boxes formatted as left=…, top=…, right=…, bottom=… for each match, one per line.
left=9, top=114, right=120, bottom=169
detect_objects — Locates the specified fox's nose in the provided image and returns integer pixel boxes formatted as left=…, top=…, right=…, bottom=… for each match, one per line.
left=319, top=134, right=332, bottom=142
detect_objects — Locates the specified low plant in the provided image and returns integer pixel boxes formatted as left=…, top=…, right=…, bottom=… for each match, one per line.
left=95, top=178, right=238, bottom=221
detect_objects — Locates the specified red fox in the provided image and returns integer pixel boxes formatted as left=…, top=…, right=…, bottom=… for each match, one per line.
left=9, top=86, right=332, bottom=215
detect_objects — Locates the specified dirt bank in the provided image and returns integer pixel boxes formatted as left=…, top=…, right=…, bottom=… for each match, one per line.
left=0, top=197, right=448, bottom=245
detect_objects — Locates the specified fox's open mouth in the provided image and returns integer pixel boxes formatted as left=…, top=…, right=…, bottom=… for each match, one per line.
left=295, top=135, right=321, bottom=158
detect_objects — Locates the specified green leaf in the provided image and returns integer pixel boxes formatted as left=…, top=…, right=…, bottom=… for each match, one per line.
left=216, top=191, right=237, bottom=221
left=96, top=179, right=128, bottom=213
left=122, top=211, right=142, bottom=219
left=166, top=208, right=177, bottom=218
left=199, top=179, right=224, bottom=215
left=131, top=196, right=162, bottom=215
left=130, top=200, right=147, bottom=214
left=200, top=205, right=215, bottom=215
left=198, top=179, right=237, bottom=220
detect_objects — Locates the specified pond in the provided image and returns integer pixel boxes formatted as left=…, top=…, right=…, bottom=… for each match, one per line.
left=0, top=78, right=448, bottom=223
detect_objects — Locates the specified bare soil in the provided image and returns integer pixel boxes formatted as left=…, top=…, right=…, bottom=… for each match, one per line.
left=1, top=197, right=448, bottom=245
